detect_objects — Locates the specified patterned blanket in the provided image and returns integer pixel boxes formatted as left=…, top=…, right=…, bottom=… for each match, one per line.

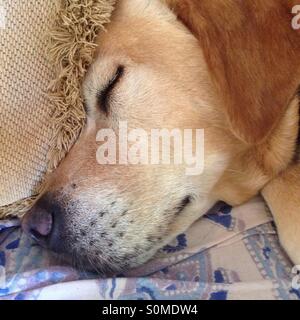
left=0, top=197, right=299, bottom=300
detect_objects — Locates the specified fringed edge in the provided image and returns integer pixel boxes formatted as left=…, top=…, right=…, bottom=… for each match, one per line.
left=47, top=0, right=116, bottom=170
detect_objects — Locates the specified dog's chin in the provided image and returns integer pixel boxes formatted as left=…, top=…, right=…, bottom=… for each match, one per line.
left=49, top=248, right=156, bottom=276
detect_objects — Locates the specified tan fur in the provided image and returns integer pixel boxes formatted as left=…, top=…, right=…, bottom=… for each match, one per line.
left=22, top=0, right=300, bottom=271
left=166, top=0, right=300, bottom=144
left=213, top=97, right=299, bottom=205
left=262, top=165, right=300, bottom=264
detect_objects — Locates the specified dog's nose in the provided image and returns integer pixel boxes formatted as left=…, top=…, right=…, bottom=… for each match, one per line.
left=22, top=196, right=64, bottom=252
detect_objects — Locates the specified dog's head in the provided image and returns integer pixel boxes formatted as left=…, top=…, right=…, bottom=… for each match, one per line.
left=22, top=0, right=300, bottom=274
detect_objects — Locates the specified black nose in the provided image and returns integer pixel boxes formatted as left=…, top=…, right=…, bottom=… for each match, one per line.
left=22, top=195, right=65, bottom=253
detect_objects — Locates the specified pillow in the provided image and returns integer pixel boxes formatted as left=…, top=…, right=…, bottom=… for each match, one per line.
left=0, top=0, right=116, bottom=218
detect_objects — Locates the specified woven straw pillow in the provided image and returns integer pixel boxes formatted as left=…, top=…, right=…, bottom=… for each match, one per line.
left=0, top=0, right=115, bottom=218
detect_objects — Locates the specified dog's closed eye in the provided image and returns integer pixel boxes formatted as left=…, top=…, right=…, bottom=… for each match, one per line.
left=97, top=65, right=124, bottom=115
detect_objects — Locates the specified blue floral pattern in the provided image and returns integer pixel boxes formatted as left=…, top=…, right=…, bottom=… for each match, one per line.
left=0, top=197, right=298, bottom=300
left=204, top=203, right=234, bottom=229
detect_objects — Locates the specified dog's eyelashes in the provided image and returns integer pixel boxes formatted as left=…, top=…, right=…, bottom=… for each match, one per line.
left=97, top=65, right=124, bottom=115
left=174, top=195, right=193, bottom=215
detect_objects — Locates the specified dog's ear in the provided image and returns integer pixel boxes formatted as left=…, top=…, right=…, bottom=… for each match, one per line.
left=166, top=0, right=300, bottom=144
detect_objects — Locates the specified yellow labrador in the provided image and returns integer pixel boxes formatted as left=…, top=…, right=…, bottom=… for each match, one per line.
left=22, top=0, right=300, bottom=274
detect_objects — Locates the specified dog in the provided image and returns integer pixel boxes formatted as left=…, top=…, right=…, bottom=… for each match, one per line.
left=22, top=0, right=300, bottom=274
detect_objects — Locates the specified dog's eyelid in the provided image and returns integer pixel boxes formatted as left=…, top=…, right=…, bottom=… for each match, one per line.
left=97, top=65, right=125, bottom=115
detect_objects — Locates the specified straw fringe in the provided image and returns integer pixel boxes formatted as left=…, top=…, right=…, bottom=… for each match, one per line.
left=0, top=0, right=116, bottom=219
left=47, top=0, right=116, bottom=170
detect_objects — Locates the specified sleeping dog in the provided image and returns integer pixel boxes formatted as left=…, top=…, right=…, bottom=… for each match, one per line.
left=22, top=0, right=300, bottom=274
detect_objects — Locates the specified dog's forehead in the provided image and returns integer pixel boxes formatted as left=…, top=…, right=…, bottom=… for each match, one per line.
left=116, top=0, right=175, bottom=21
left=96, top=0, right=196, bottom=57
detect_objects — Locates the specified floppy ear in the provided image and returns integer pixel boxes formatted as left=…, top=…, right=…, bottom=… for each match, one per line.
left=166, top=0, right=300, bottom=144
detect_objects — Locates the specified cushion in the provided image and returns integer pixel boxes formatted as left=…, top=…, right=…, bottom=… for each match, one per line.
left=0, top=0, right=115, bottom=218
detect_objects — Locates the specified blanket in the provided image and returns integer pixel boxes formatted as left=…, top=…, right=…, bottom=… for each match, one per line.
left=0, top=197, right=299, bottom=300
